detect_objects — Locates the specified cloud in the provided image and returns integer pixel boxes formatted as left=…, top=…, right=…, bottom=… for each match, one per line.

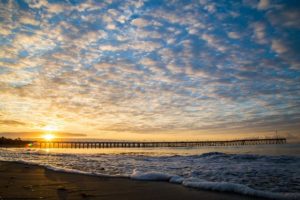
left=139, top=57, right=156, bottom=66
left=205, top=4, right=216, bottom=13
left=19, top=16, right=39, bottom=26
left=106, top=23, right=116, bottom=30
left=27, top=1, right=66, bottom=13
left=267, top=7, right=300, bottom=29
left=201, top=33, right=227, bottom=52
left=271, top=40, right=288, bottom=54
left=227, top=32, right=240, bottom=39
left=12, top=33, right=56, bottom=55
left=131, top=18, right=149, bottom=27
left=55, top=132, right=86, bottom=137
left=0, top=0, right=299, bottom=141
left=26, top=0, right=48, bottom=9
left=257, top=0, right=270, bottom=10
left=0, top=28, right=11, bottom=36
left=251, top=22, right=267, bottom=44
left=0, top=120, right=26, bottom=126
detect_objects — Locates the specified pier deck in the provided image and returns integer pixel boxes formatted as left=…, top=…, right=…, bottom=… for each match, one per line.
left=32, top=138, right=286, bottom=148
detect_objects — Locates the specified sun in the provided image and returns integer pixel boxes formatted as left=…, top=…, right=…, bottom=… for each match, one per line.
left=41, top=125, right=58, bottom=141
left=43, top=133, right=55, bottom=141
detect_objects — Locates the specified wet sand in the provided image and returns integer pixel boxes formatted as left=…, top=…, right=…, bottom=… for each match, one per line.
left=0, top=161, right=266, bottom=200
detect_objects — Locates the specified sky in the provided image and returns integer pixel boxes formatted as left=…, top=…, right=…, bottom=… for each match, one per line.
left=0, top=0, right=300, bottom=141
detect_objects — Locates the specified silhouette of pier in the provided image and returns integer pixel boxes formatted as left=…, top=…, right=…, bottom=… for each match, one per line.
left=34, top=138, right=286, bottom=148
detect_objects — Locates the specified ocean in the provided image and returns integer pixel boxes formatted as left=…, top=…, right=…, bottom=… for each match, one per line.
left=0, top=144, right=299, bottom=199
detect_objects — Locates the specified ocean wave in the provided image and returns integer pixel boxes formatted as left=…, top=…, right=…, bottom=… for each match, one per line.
left=198, top=152, right=227, bottom=157
left=131, top=169, right=173, bottom=181
left=183, top=178, right=300, bottom=200
left=3, top=159, right=300, bottom=199
left=0, top=148, right=299, bottom=199
left=130, top=170, right=300, bottom=200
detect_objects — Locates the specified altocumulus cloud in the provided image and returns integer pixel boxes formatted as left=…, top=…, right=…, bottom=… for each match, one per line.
left=0, top=0, right=299, bottom=141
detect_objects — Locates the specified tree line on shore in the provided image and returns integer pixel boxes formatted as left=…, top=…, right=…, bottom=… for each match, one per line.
left=0, top=137, right=32, bottom=146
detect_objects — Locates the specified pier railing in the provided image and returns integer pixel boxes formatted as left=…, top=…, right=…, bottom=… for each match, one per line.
left=32, top=138, right=286, bottom=148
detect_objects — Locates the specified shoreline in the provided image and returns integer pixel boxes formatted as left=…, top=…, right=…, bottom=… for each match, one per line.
left=0, top=161, right=267, bottom=200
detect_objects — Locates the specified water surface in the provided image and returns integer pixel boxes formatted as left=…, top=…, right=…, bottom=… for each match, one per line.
left=0, top=144, right=299, bottom=199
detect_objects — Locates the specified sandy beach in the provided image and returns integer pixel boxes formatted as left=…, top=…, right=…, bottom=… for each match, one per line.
left=0, top=161, right=267, bottom=200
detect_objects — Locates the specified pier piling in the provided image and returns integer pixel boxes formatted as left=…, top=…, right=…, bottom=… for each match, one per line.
left=32, top=138, right=287, bottom=149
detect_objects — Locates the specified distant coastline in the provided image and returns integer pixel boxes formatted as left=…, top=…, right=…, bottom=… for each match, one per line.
left=0, top=137, right=33, bottom=147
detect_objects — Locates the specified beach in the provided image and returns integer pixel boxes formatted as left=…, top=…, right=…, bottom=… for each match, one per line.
left=0, top=161, right=267, bottom=200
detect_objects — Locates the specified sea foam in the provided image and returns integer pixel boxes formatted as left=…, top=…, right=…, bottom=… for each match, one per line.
left=131, top=169, right=173, bottom=181
left=0, top=147, right=299, bottom=200
left=130, top=170, right=300, bottom=200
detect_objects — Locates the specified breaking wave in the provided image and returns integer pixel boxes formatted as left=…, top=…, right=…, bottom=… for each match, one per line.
left=0, top=147, right=299, bottom=199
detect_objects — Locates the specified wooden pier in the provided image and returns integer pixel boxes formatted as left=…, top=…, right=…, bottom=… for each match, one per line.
left=33, top=138, right=286, bottom=148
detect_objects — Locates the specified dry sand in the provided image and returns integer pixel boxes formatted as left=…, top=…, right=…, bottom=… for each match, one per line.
left=0, top=161, right=266, bottom=200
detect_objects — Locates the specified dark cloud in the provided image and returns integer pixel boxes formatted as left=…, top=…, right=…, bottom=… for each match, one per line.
left=0, top=120, right=26, bottom=126
left=267, top=7, right=300, bottom=29
left=0, top=132, right=86, bottom=139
